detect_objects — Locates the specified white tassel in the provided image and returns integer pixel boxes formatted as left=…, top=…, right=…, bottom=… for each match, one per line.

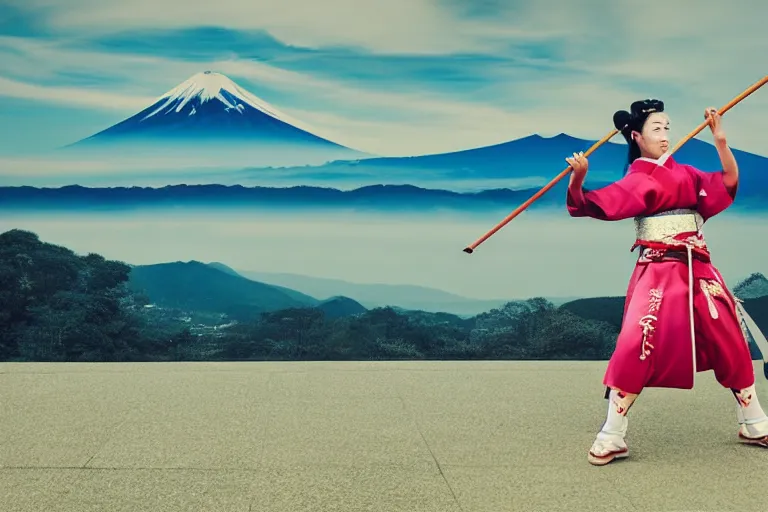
left=736, top=302, right=768, bottom=376
left=687, top=246, right=696, bottom=374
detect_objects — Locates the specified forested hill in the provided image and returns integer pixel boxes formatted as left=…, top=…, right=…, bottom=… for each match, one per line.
left=1, top=228, right=765, bottom=363
left=128, top=261, right=319, bottom=320
left=128, top=261, right=368, bottom=321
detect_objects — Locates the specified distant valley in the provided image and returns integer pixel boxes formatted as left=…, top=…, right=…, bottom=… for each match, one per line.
left=128, top=258, right=768, bottom=322
left=127, top=260, right=599, bottom=318
left=128, top=261, right=368, bottom=321
left=231, top=266, right=578, bottom=315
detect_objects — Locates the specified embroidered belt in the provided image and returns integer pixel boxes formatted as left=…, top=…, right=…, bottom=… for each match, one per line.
left=638, top=248, right=709, bottom=263
left=633, top=209, right=704, bottom=241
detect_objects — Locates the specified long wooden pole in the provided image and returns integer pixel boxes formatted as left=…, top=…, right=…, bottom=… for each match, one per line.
left=668, top=75, right=768, bottom=154
left=461, top=128, right=619, bottom=254
left=463, top=75, right=768, bottom=255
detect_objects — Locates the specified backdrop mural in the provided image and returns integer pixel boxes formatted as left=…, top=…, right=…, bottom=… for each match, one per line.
left=1, top=1, right=767, bottom=362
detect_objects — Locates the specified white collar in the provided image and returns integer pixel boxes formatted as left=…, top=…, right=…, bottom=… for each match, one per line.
left=636, top=152, right=671, bottom=166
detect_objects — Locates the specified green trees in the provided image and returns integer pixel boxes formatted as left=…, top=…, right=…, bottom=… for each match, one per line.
left=214, top=301, right=619, bottom=362
left=2, top=228, right=764, bottom=363
left=1, top=229, right=177, bottom=361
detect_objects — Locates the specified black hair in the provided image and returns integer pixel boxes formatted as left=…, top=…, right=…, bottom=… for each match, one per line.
left=613, top=99, right=665, bottom=174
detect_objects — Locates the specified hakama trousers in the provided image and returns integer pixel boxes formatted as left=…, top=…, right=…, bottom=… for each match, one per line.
left=603, top=251, right=755, bottom=394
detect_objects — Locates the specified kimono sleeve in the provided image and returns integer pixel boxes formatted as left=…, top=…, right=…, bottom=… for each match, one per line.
left=684, top=165, right=737, bottom=220
left=566, top=172, right=658, bottom=221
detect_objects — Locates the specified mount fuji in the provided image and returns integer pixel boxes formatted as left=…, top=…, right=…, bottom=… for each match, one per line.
left=64, top=71, right=367, bottom=168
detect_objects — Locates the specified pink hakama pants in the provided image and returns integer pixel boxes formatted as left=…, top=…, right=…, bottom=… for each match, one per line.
left=604, top=253, right=755, bottom=394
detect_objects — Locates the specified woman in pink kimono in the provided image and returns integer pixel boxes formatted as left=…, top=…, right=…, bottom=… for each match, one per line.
left=565, top=99, right=768, bottom=465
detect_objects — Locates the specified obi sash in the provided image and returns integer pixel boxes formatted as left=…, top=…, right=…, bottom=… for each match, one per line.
left=632, top=209, right=709, bottom=260
left=634, top=208, right=704, bottom=242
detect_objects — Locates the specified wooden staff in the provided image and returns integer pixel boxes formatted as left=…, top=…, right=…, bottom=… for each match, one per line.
left=463, top=74, right=768, bottom=255
left=669, top=75, right=768, bottom=154
left=462, top=128, right=619, bottom=254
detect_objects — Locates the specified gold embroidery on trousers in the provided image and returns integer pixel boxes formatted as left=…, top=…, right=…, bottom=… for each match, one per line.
left=699, top=279, right=725, bottom=319
left=639, top=288, right=663, bottom=360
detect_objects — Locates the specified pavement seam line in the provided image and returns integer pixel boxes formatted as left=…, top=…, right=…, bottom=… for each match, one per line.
left=258, top=372, right=274, bottom=467
left=396, top=393, right=465, bottom=512
left=81, top=417, right=132, bottom=469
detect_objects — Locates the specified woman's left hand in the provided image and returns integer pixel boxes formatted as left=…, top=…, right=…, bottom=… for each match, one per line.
left=705, top=107, right=726, bottom=144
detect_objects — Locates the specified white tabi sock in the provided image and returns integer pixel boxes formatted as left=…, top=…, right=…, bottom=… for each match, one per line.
left=733, top=386, right=768, bottom=425
left=735, top=402, right=745, bottom=425
left=599, top=389, right=634, bottom=436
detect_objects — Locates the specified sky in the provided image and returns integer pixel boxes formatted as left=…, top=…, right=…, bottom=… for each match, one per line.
left=0, top=0, right=767, bottom=157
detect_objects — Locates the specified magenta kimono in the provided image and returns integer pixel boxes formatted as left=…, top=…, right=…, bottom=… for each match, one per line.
left=567, top=154, right=760, bottom=394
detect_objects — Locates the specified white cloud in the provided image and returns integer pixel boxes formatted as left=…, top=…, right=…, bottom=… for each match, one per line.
left=0, top=75, right=156, bottom=110
left=25, top=0, right=563, bottom=56
left=464, top=1, right=768, bottom=155
left=1, top=1, right=767, bottom=156
left=1, top=43, right=765, bottom=157
left=0, top=36, right=202, bottom=95
left=18, top=1, right=768, bottom=68
left=0, top=37, right=550, bottom=155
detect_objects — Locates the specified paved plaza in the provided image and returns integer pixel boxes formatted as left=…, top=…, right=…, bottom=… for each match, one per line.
left=2, top=360, right=766, bottom=511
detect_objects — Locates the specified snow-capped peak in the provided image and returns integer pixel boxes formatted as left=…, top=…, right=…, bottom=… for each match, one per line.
left=167, top=71, right=237, bottom=103
left=142, top=71, right=312, bottom=130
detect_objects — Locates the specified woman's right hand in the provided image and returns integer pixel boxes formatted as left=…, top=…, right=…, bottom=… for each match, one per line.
left=566, top=151, right=588, bottom=183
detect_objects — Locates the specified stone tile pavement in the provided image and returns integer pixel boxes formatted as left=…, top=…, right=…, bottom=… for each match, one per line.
left=1, top=360, right=766, bottom=511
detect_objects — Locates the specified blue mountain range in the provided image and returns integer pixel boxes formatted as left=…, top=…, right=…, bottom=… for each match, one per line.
left=1, top=176, right=765, bottom=213
left=8, top=70, right=766, bottom=202
left=0, top=183, right=581, bottom=211
left=234, top=133, right=768, bottom=195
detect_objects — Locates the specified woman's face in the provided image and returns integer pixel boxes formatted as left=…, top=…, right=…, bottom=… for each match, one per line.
left=633, top=112, right=670, bottom=159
